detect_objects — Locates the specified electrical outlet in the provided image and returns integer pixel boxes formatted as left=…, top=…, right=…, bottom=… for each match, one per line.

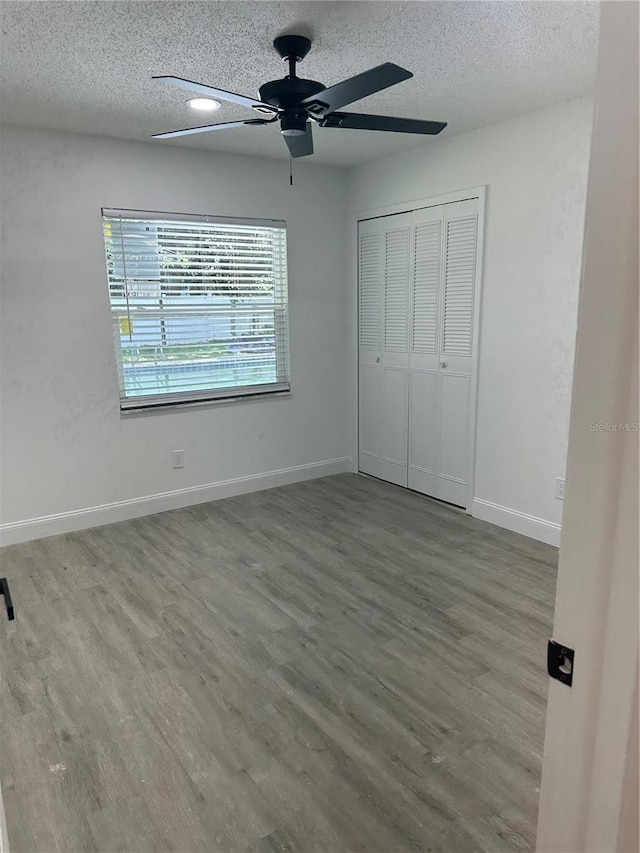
left=172, top=450, right=185, bottom=469
left=555, top=477, right=565, bottom=500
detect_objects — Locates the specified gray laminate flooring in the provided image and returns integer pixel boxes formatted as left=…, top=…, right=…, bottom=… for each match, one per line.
left=0, top=474, right=557, bottom=853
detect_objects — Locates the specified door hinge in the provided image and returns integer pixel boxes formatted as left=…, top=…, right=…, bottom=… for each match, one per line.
left=547, top=640, right=574, bottom=686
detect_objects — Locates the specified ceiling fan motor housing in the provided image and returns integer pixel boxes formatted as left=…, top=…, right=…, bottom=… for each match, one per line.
left=259, top=77, right=327, bottom=137
left=279, top=110, right=308, bottom=137
left=258, top=77, right=325, bottom=111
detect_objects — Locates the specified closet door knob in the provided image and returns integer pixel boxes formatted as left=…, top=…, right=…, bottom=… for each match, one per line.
left=440, top=361, right=448, bottom=368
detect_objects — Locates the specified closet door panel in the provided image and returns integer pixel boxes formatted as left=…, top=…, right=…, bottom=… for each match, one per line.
left=357, top=221, right=382, bottom=477
left=408, top=369, right=438, bottom=495
left=378, top=367, right=409, bottom=486
left=440, top=200, right=478, bottom=371
left=379, top=216, right=410, bottom=484
left=436, top=369, right=471, bottom=506
left=435, top=198, right=479, bottom=507
left=408, top=205, right=443, bottom=497
left=382, top=224, right=411, bottom=368
left=411, top=219, right=442, bottom=361
left=358, top=213, right=410, bottom=487
left=358, top=363, right=381, bottom=474
left=358, top=230, right=382, bottom=356
left=358, top=225, right=381, bottom=367
left=358, top=365, right=408, bottom=486
left=437, top=372, right=470, bottom=478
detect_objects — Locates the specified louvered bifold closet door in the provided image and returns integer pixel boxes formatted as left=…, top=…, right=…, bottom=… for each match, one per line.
left=358, top=213, right=411, bottom=487
left=436, top=198, right=479, bottom=508
left=358, top=198, right=480, bottom=505
left=408, top=205, right=444, bottom=497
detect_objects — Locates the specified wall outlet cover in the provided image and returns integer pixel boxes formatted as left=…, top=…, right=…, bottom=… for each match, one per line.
left=555, top=477, right=565, bottom=500
left=172, top=450, right=185, bottom=469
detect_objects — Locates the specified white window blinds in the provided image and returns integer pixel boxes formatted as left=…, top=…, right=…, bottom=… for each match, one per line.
left=102, top=209, right=289, bottom=410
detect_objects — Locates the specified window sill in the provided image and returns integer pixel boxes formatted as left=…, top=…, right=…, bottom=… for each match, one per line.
left=119, top=388, right=292, bottom=417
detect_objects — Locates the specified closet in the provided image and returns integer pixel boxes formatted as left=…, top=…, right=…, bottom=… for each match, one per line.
left=357, top=197, right=480, bottom=509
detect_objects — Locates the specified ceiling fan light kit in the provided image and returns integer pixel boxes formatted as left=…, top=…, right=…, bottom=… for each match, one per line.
left=186, top=97, right=221, bottom=112
left=152, top=34, right=447, bottom=159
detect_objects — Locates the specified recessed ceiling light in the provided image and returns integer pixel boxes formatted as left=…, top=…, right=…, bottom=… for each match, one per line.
left=186, top=97, right=222, bottom=112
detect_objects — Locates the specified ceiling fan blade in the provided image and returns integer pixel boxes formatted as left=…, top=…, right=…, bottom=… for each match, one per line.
left=301, top=63, right=412, bottom=118
left=319, top=112, right=447, bottom=135
left=152, top=119, right=270, bottom=140
left=153, top=76, right=279, bottom=114
left=284, top=123, right=314, bottom=158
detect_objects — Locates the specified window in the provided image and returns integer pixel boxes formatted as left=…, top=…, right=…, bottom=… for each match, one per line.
left=102, top=208, right=289, bottom=411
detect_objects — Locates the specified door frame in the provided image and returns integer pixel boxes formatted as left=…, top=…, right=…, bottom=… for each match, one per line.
left=351, top=185, right=487, bottom=512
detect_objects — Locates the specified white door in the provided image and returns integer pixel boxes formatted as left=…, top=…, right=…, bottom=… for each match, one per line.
left=358, top=213, right=411, bottom=487
left=407, top=199, right=479, bottom=508
left=358, top=199, right=480, bottom=508
left=536, top=3, right=639, bottom=850
left=408, top=204, right=443, bottom=497
left=435, top=199, right=479, bottom=507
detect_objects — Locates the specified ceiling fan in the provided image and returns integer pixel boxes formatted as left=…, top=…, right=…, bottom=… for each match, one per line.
left=152, top=34, right=447, bottom=157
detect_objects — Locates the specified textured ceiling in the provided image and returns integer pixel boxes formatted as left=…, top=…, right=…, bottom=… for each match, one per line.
left=1, top=1, right=599, bottom=167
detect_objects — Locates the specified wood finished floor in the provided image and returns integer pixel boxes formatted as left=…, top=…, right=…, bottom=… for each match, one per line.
left=0, top=474, right=558, bottom=853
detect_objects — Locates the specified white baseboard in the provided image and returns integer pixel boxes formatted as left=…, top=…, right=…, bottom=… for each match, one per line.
left=471, top=497, right=561, bottom=547
left=0, top=779, right=9, bottom=853
left=0, top=457, right=352, bottom=547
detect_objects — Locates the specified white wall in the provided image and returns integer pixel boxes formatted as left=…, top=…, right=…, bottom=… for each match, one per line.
left=1, top=99, right=593, bottom=545
left=349, top=98, right=593, bottom=543
left=0, top=126, right=350, bottom=541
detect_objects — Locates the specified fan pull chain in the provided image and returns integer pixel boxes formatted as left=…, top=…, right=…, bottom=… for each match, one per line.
left=289, top=155, right=293, bottom=187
